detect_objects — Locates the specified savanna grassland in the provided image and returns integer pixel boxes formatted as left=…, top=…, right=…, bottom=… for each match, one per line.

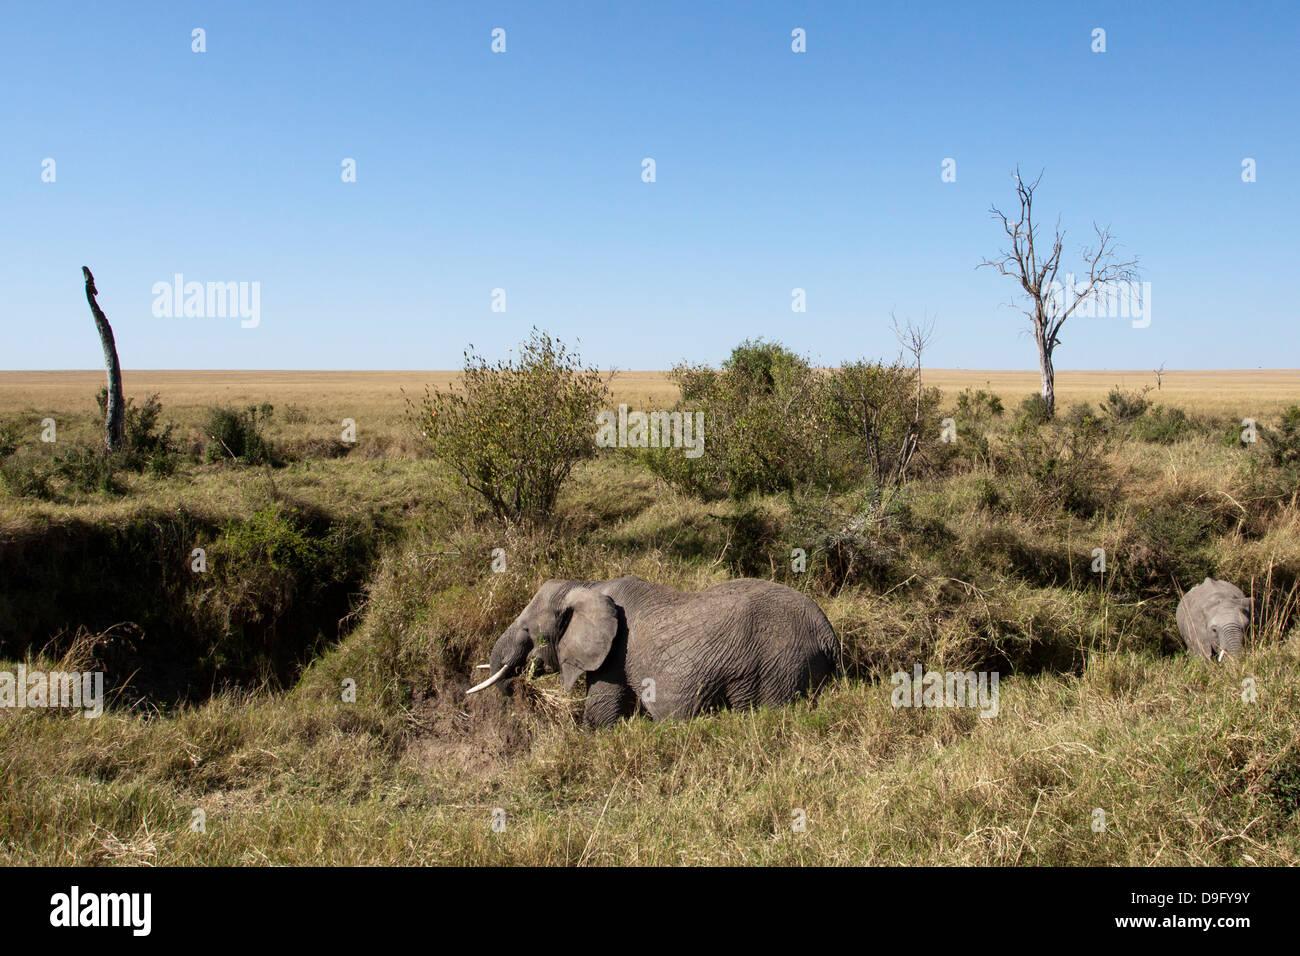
left=2, top=364, right=1300, bottom=866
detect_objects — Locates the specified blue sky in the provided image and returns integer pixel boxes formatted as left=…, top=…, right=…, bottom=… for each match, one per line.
left=1, top=0, right=1297, bottom=370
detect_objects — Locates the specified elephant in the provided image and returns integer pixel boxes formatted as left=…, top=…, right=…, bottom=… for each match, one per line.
left=1176, top=577, right=1251, bottom=661
left=466, top=576, right=841, bottom=727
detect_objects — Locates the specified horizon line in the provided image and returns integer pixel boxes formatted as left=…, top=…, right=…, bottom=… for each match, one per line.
left=1, top=368, right=1295, bottom=376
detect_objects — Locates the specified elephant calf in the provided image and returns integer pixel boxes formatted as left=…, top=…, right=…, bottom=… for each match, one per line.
left=467, top=576, right=841, bottom=727
left=1176, top=577, right=1251, bottom=661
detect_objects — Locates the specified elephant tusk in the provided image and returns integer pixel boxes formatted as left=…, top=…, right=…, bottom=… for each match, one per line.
left=1218, top=646, right=1226, bottom=662
left=466, top=665, right=510, bottom=695
left=475, top=664, right=490, bottom=669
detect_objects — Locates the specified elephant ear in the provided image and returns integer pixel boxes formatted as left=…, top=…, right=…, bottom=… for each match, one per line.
left=556, top=589, right=620, bottom=692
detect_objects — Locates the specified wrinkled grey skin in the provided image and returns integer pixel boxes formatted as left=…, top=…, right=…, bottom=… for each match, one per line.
left=1176, top=577, right=1251, bottom=661
left=475, top=576, right=841, bottom=727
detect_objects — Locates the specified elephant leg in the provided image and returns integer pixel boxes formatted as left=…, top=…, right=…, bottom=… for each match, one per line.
left=581, top=676, right=635, bottom=728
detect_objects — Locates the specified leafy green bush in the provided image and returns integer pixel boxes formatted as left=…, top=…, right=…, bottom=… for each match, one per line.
left=823, top=360, right=942, bottom=494
left=412, top=330, right=608, bottom=523
left=96, top=389, right=179, bottom=474
left=645, top=340, right=831, bottom=500
left=1264, top=405, right=1300, bottom=469
left=51, top=444, right=123, bottom=495
left=1016, top=393, right=1052, bottom=428
left=1000, top=412, right=1114, bottom=517
left=1112, top=505, right=1215, bottom=599
left=1223, top=419, right=1254, bottom=447
left=1100, top=387, right=1151, bottom=423
left=0, top=444, right=122, bottom=500
left=1060, top=401, right=1103, bottom=430
left=203, top=404, right=276, bottom=465
left=954, top=387, right=1004, bottom=421
left=647, top=340, right=943, bottom=502
left=1131, top=405, right=1191, bottom=444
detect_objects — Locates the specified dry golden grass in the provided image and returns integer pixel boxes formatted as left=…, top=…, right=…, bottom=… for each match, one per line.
left=3, top=368, right=1295, bottom=422
left=0, top=369, right=675, bottom=415
left=0, top=370, right=683, bottom=454
left=923, top=369, right=1300, bottom=417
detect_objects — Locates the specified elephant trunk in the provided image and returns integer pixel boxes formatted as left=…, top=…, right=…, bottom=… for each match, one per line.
left=1217, top=624, right=1244, bottom=661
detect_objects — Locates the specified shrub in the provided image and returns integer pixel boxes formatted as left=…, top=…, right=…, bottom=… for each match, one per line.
left=1, top=393, right=180, bottom=500
left=1131, top=405, right=1191, bottom=444
left=1060, top=401, right=1104, bottom=431
left=1099, top=386, right=1151, bottom=423
left=51, top=444, right=123, bottom=495
left=647, top=341, right=944, bottom=502
left=1111, top=505, right=1215, bottom=599
left=96, top=389, right=180, bottom=474
left=645, top=340, right=830, bottom=500
left=1223, top=419, right=1254, bottom=447
left=790, top=492, right=906, bottom=592
left=721, top=338, right=807, bottom=393
left=823, top=360, right=942, bottom=497
left=0, top=444, right=123, bottom=500
left=1016, top=393, right=1052, bottom=427
left=203, top=404, right=276, bottom=465
left=954, top=388, right=1004, bottom=421
left=411, top=329, right=609, bottom=523
left=1264, top=405, right=1300, bottom=469
left=672, top=362, right=720, bottom=404
left=999, top=412, right=1114, bottom=517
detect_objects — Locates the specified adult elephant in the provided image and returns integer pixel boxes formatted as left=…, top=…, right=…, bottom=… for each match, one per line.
left=466, top=576, right=840, bottom=727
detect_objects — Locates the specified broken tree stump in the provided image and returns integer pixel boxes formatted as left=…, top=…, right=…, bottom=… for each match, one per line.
left=83, top=266, right=125, bottom=452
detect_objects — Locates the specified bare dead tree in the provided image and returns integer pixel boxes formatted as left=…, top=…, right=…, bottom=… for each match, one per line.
left=892, top=311, right=936, bottom=420
left=890, top=311, right=935, bottom=484
left=978, top=169, right=1139, bottom=417
left=83, top=266, right=125, bottom=452
left=1154, top=362, right=1166, bottom=390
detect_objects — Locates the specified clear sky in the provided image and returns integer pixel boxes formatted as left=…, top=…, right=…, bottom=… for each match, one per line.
left=2, top=0, right=1297, bottom=371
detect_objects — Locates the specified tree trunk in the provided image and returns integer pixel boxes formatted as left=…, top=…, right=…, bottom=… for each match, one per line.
left=1036, top=333, right=1056, bottom=418
left=83, top=266, right=125, bottom=452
